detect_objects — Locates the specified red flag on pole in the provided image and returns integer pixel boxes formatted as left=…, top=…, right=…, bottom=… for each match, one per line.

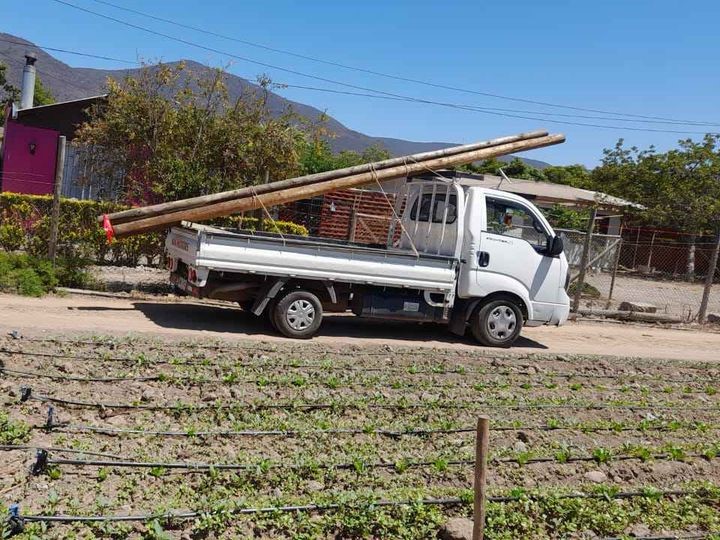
left=102, top=214, right=115, bottom=242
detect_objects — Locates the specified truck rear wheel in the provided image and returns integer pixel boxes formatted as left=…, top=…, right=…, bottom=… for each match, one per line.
left=272, top=290, right=323, bottom=339
left=472, top=299, right=522, bottom=348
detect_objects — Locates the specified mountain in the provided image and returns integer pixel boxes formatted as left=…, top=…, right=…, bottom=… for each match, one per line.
left=0, top=33, right=551, bottom=168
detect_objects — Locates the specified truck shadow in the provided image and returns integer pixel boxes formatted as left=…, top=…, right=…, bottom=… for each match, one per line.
left=132, top=301, right=548, bottom=349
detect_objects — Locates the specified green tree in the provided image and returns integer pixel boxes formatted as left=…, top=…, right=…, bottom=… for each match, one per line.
left=298, top=140, right=390, bottom=175
left=0, top=62, right=20, bottom=106
left=542, top=204, right=590, bottom=230
left=543, top=164, right=591, bottom=188
left=33, top=76, right=55, bottom=106
left=591, top=136, right=720, bottom=234
left=76, top=63, right=304, bottom=204
left=460, top=157, right=546, bottom=181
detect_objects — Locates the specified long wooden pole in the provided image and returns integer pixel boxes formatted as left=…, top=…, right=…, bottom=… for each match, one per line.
left=100, top=130, right=548, bottom=226
left=48, top=135, right=67, bottom=262
left=473, top=416, right=490, bottom=540
left=112, top=134, right=565, bottom=237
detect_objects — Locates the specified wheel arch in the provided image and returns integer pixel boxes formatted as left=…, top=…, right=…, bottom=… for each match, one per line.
left=449, top=291, right=530, bottom=336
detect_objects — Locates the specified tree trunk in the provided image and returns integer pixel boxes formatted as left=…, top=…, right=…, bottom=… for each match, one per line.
left=686, top=234, right=696, bottom=281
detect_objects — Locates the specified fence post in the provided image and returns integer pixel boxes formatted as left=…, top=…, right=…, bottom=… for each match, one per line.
left=572, top=207, right=597, bottom=312
left=48, top=135, right=67, bottom=262
left=698, top=228, right=720, bottom=323
left=472, top=416, right=490, bottom=540
left=606, top=238, right=623, bottom=309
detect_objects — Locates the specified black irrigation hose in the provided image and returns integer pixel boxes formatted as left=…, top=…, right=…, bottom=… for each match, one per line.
left=600, top=535, right=713, bottom=540
left=44, top=422, right=720, bottom=438
left=20, top=388, right=720, bottom=413
left=3, top=364, right=716, bottom=394
left=0, top=445, right=127, bottom=460
left=46, top=424, right=477, bottom=437
left=601, top=536, right=712, bottom=540
left=2, top=348, right=716, bottom=384
left=18, top=336, right=714, bottom=369
left=27, top=449, right=715, bottom=474
left=0, top=366, right=159, bottom=383
left=15, top=489, right=714, bottom=524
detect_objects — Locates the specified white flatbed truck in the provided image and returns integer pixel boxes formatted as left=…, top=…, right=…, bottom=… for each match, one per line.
left=166, top=176, right=570, bottom=347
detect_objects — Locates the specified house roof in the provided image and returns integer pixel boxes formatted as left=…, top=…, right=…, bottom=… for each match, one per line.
left=13, top=94, right=107, bottom=141
left=411, top=170, right=640, bottom=211
left=471, top=173, right=641, bottom=210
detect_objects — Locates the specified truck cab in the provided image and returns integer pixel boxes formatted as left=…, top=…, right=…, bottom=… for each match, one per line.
left=395, top=177, right=570, bottom=345
left=166, top=174, right=570, bottom=347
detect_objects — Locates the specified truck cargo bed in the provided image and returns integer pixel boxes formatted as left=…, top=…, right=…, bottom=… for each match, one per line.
left=166, top=223, right=458, bottom=292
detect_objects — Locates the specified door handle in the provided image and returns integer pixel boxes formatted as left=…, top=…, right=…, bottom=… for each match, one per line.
left=478, top=251, right=490, bottom=267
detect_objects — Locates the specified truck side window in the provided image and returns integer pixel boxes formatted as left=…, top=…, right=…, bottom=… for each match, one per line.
left=410, top=193, right=457, bottom=224
left=485, top=197, right=549, bottom=250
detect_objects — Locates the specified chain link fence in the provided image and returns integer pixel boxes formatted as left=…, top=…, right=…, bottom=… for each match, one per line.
left=568, top=225, right=720, bottom=322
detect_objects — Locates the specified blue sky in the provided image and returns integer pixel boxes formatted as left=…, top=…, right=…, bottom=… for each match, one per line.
left=4, top=0, right=719, bottom=166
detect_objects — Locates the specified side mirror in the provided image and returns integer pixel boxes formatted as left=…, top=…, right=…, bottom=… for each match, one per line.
left=547, top=236, right=564, bottom=257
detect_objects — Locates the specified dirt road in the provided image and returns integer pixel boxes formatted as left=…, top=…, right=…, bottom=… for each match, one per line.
left=1, top=292, right=717, bottom=361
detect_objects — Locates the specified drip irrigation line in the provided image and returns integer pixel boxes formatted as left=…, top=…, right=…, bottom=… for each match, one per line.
left=3, top=363, right=715, bottom=393
left=19, top=388, right=717, bottom=413
left=15, top=488, right=713, bottom=524
left=2, top=348, right=714, bottom=384
left=0, top=445, right=126, bottom=460
left=26, top=448, right=716, bottom=475
left=12, top=338, right=714, bottom=370
left=0, top=366, right=158, bottom=383
left=600, top=535, right=712, bottom=540
left=43, top=421, right=719, bottom=439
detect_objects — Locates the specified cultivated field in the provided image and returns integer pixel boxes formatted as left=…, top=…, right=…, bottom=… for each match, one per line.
left=2, top=335, right=720, bottom=539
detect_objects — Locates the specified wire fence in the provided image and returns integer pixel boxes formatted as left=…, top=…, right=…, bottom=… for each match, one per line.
left=567, top=222, right=720, bottom=322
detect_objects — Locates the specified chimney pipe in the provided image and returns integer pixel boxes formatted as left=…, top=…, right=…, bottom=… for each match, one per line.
left=20, top=53, right=37, bottom=110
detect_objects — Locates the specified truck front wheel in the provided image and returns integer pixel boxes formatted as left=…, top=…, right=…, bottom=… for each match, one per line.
left=471, top=299, right=522, bottom=348
left=272, top=290, right=323, bottom=339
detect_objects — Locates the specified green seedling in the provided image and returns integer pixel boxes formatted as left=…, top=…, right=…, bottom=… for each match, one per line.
left=592, top=447, right=612, bottom=464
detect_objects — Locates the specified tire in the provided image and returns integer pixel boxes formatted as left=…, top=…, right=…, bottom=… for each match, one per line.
left=272, top=290, right=323, bottom=339
left=471, top=299, right=523, bottom=348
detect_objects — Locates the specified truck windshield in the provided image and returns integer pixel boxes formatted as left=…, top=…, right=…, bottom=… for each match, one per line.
left=410, top=193, right=457, bottom=224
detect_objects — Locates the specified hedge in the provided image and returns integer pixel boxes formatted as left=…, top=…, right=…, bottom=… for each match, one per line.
left=0, top=193, right=307, bottom=267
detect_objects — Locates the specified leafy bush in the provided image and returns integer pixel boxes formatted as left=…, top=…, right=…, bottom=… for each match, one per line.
left=0, top=193, right=307, bottom=267
left=0, top=223, right=24, bottom=251
left=0, top=252, right=93, bottom=296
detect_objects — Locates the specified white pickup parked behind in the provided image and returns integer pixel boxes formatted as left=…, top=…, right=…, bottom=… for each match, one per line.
left=166, top=177, right=570, bottom=347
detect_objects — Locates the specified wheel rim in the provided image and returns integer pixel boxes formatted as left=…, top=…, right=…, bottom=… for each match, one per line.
left=286, top=299, right=315, bottom=330
left=486, top=305, right=516, bottom=340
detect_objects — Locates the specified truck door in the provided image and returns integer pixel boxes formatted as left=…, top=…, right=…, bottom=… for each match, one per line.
left=475, top=195, right=563, bottom=307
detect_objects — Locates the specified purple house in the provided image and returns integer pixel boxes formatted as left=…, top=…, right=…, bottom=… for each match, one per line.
left=1, top=95, right=106, bottom=196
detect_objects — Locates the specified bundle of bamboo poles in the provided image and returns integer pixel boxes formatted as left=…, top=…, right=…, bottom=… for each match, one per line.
left=99, top=130, right=564, bottom=239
